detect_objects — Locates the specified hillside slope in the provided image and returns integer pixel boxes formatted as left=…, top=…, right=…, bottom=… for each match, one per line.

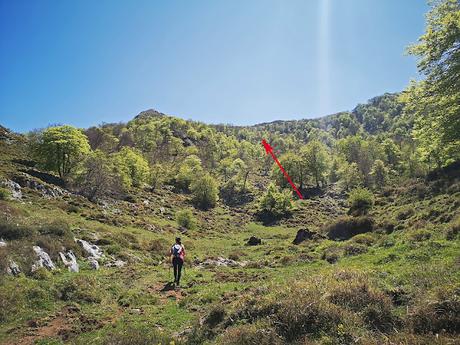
left=0, top=109, right=459, bottom=345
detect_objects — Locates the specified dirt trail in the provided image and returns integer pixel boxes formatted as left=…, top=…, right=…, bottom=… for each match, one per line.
left=4, top=305, right=122, bottom=345
left=149, top=281, right=185, bottom=302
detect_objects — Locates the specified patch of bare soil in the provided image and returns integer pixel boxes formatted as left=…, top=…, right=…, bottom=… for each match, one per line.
left=149, top=281, right=185, bottom=302
left=5, top=305, right=119, bottom=345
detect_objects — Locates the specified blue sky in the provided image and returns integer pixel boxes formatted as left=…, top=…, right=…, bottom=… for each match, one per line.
left=0, top=0, right=428, bottom=132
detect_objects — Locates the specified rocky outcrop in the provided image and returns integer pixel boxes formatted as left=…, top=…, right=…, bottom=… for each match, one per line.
left=247, top=236, right=262, bottom=246
left=32, top=246, right=56, bottom=271
left=88, top=258, right=100, bottom=270
left=105, top=259, right=126, bottom=268
left=7, top=260, right=21, bottom=276
left=198, top=257, right=247, bottom=268
left=76, top=239, right=103, bottom=270
left=59, top=251, right=79, bottom=272
left=1, top=180, right=22, bottom=200
left=13, top=173, right=68, bottom=199
left=76, top=239, right=103, bottom=259
left=292, top=228, right=325, bottom=245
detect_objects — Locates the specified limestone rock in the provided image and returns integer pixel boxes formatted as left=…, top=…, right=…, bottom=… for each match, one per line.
left=32, top=246, right=56, bottom=271
left=59, top=250, right=79, bottom=272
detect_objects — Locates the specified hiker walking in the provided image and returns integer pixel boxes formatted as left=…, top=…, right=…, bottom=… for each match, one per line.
left=170, top=237, right=185, bottom=287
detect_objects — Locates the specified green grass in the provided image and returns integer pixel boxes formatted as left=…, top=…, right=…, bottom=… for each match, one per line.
left=0, top=144, right=459, bottom=344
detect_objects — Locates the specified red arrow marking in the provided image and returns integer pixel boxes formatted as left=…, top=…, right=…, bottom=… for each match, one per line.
left=261, top=139, right=303, bottom=199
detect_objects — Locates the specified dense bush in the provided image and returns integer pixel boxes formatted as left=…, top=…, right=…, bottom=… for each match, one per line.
left=0, top=187, right=10, bottom=200
left=56, top=275, right=102, bottom=303
left=396, top=206, right=415, bottom=220
left=410, top=288, right=460, bottom=334
left=257, top=183, right=294, bottom=219
left=328, top=281, right=398, bottom=331
left=343, top=243, right=368, bottom=256
left=37, top=219, right=72, bottom=237
left=348, top=188, right=374, bottom=215
left=0, top=220, right=36, bottom=240
left=113, top=146, right=150, bottom=188
left=220, top=177, right=253, bottom=206
left=217, top=323, right=283, bottom=345
left=204, top=305, right=226, bottom=327
left=176, top=209, right=196, bottom=230
left=407, top=229, right=431, bottom=242
left=190, top=173, right=219, bottom=210
left=325, top=216, right=374, bottom=240
left=275, top=293, right=343, bottom=341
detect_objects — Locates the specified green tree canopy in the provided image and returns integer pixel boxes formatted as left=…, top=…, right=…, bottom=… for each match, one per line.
left=190, top=173, right=219, bottom=210
left=35, top=125, right=90, bottom=179
left=402, top=0, right=460, bottom=167
left=301, top=140, right=329, bottom=188
left=113, top=147, right=150, bottom=188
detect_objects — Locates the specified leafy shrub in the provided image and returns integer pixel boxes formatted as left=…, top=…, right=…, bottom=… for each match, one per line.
left=113, top=147, right=150, bottom=188
left=343, top=243, right=368, bottom=256
left=175, top=155, right=203, bottom=191
left=176, top=209, right=196, bottom=230
left=348, top=188, right=374, bottom=215
left=31, top=267, right=52, bottom=280
left=257, top=183, right=294, bottom=219
left=146, top=238, right=169, bottom=256
left=329, top=281, right=398, bottom=331
left=410, top=288, right=460, bottom=334
left=0, top=220, right=36, bottom=240
left=446, top=217, right=460, bottom=240
left=0, top=281, right=26, bottom=322
left=352, top=233, right=376, bottom=246
left=56, top=275, right=102, bottom=303
left=396, top=206, right=415, bottom=220
left=204, top=305, right=226, bottom=327
left=0, top=187, right=10, bottom=200
left=321, top=245, right=342, bottom=263
left=217, top=323, right=283, bottom=345
left=190, top=173, right=219, bottom=210
left=407, top=229, right=431, bottom=242
left=220, top=177, right=254, bottom=206
left=274, top=288, right=343, bottom=341
left=325, top=216, right=374, bottom=241
left=106, top=244, right=122, bottom=255
left=37, top=219, right=72, bottom=237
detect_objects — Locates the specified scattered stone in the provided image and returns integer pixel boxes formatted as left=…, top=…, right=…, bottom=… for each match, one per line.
left=76, top=239, right=103, bottom=269
left=1, top=179, right=22, bottom=200
left=143, top=200, right=149, bottom=205
left=105, top=259, right=126, bottom=268
left=129, top=308, right=143, bottom=315
left=0, top=239, right=6, bottom=247
left=159, top=207, right=165, bottom=214
left=198, top=257, right=246, bottom=268
left=247, top=236, right=262, bottom=246
left=88, top=258, right=99, bottom=270
left=14, top=173, right=68, bottom=199
left=76, top=239, right=103, bottom=259
left=32, top=246, right=56, bottom=271
left=7, top=260, right=21, bottom=275
left=59, top=250, right=79, bottom=272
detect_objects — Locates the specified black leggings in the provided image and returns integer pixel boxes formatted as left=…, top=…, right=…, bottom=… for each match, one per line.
left=172, top=257, right=183, bottom=284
